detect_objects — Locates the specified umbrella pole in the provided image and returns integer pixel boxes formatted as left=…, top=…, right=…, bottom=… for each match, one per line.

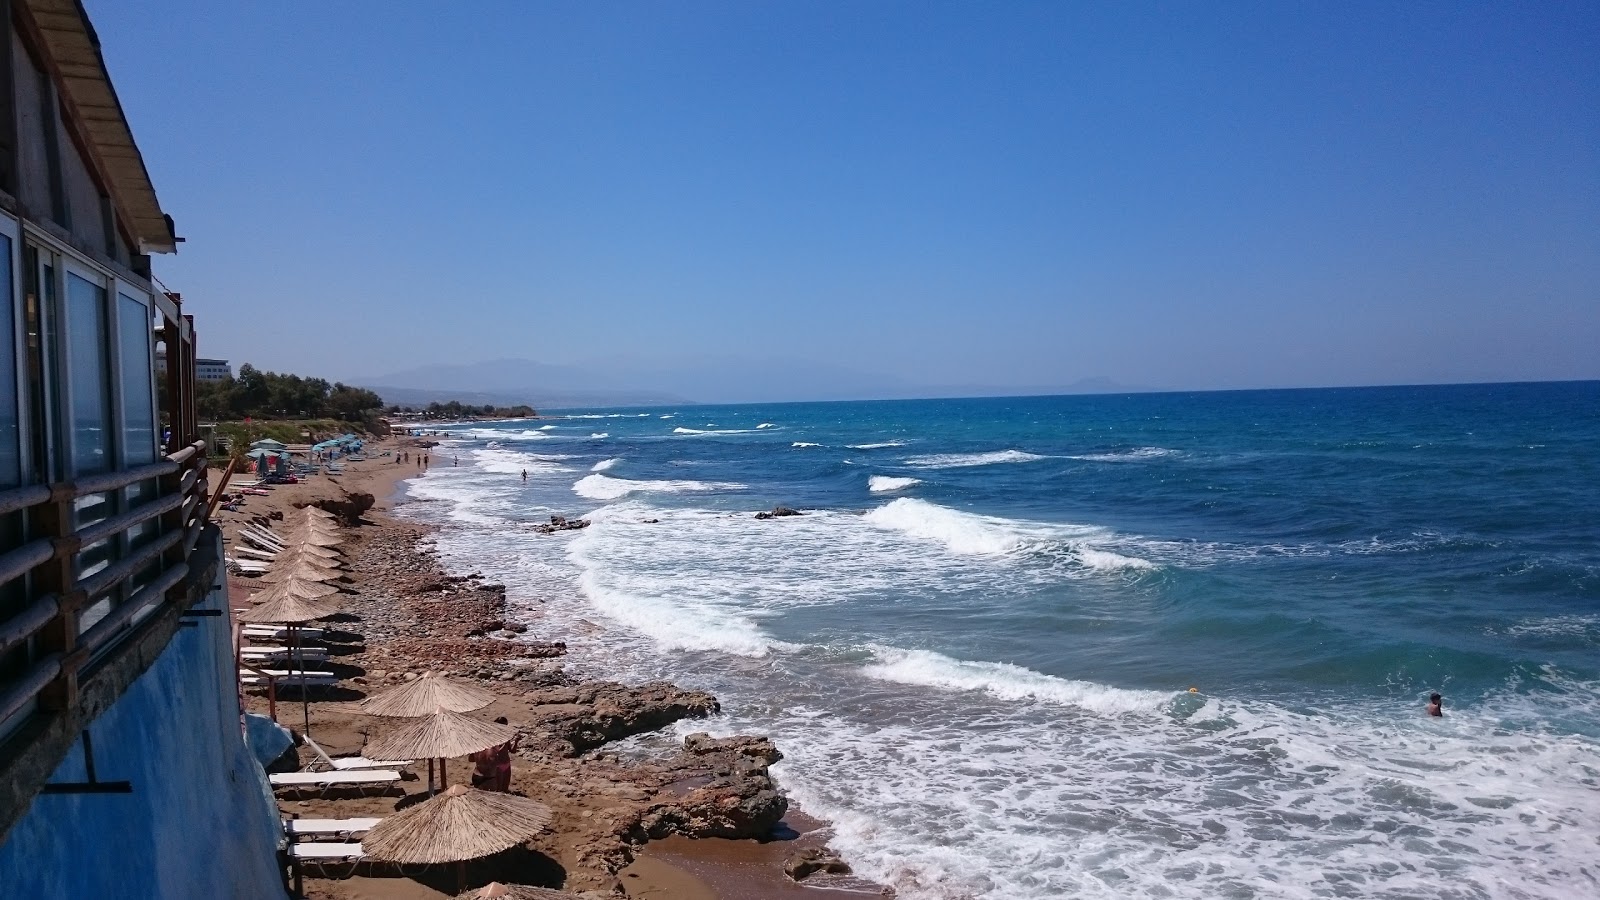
left=295, top=624, right=311, bottom=736
left=458, top=860, right=466, bottom=894
left=427, top=759, right=435, bottom=793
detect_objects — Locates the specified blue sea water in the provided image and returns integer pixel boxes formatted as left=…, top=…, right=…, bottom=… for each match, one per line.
left=404, top=382, right=1600, bottom=899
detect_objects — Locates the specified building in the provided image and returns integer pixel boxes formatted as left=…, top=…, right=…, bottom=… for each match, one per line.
left=156, top=344, right=231, bottom=381
left=0, top=3, right=283, bottom=897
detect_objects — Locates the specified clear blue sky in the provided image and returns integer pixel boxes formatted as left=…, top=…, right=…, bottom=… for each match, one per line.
left=88, top=1, right=1599, bottom=399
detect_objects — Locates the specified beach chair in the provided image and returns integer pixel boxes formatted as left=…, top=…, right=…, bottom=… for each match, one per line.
left=288, top=841, right=367, bottom=880
left=283, top=817, right=382, bottom=839
left=269, top=770, right=401, bottom=798
left=233, top=546, right=278, bottom=561
left=239, top=669, right=337, bottom=689
left=239, top=646, right=329, bottom=663
left=226, top=556, right=271, bottom=576
left=243, top=625, right=324, bottom=641
left=302, top=735, right=412, bottom=773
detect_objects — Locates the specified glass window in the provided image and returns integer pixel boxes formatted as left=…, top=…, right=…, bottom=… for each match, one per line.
left=66, top=272, right=111, bottom=474
left=0, top=232, right=16, bottom=487
left=118, top=293, right=156, bottom=466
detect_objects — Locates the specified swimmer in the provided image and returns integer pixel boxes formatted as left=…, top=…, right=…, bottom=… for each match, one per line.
left=1426, top=692, right=1443, bottom=717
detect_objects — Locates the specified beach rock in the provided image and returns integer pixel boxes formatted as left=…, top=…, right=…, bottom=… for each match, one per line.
left=503, top=621, right=529, bottom=634
left=307, top=490, right=375, bottom=526
left=785, top=847, right=853, bottom=881
left=683, top=733, right=782, bottom=767
left=525, top=682, right=718, bottom=756
left=755, top=505, right=803, bottom=520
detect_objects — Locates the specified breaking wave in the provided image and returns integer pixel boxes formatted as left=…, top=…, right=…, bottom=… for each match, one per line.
left=572, top=474, right=747, bottom=501
left=904, top=450, right=1048, bottom=469
left=868, top=475, right=922, bottom=493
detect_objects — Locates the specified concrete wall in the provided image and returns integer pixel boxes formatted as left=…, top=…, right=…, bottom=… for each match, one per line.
left=0, top=551, right=287, bottom=899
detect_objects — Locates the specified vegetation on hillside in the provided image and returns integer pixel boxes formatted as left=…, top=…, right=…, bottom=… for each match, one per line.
left=196, top=364, right=385, bottom=423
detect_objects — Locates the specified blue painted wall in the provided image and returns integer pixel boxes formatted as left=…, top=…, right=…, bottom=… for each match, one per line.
left=0, top=550, right=286, bottom=898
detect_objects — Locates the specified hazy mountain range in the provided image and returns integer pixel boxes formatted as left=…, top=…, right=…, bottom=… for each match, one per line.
left=353, top=358, right=1153, bottom=409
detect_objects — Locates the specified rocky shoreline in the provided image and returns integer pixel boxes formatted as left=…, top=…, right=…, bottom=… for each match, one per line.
left=233, top=467, right=878, bottom=898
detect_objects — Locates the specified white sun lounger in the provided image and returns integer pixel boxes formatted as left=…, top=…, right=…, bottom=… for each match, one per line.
left=284, top=818, right=382, bottom=838
left=302, top=735, right=412, bottom=773
left=233, top=546, right=278, bottom=561
left=270, top=770, right=401, bottom=798
left=240, top=646, right=329, bottom=662
left=226, top=556, right=272, bottom=574
left=243, top=625, right=324, bottom=641
left=288, top=841, right=367, bottom=878
left=239, top=670, right=337, bottom=688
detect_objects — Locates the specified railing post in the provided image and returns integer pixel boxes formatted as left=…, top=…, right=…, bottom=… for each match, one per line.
left=34, top=489, right=81, bottom=711
left=159, top=459, right=190, bottom=607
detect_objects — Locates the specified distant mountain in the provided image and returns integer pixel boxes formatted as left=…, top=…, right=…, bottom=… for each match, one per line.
left=352, top=359, right=689, bottom=409
left=354, top=357, right=1157, bottom=407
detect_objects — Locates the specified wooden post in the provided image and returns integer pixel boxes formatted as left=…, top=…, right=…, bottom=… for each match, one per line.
left=34, top=489, right=81, bottom=710
left=162, top=310, right=182, bottom=455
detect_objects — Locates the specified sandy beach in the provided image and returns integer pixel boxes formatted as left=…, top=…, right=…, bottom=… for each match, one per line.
left=220, top=436, right=880, bottom=899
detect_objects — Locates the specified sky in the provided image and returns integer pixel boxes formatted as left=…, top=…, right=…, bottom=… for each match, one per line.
left=87, top=1, right=1599, bottom=401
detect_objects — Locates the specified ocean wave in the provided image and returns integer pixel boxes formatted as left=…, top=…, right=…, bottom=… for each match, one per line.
left=863, top=645, right=1173, bottom=714
left=590, top=432, right=609, bottom=439
left=591, top=458, right=621, bottom=472
left=862, top=498, right=1157, bottom=573
left=673, top=426, right=760, bottom=435
left=758, top=423, right=776, bottom=429
left=904, top=450, right=1048, bottom=469
left=792, top=442, right=822, bottom=448
left=562, top=413, right=649, bottom=419
left=572, top=473, right=746, bottom=501
left=847, top=441, right=907, bottom=450
left=473, top=447, right=574, bottom=476
left=868, top=475, right=922, bottom=493
left=460, top=427, right=550, bottom=441
left=1068, top=447, right=1182, bottom=462
left=573, top=570, right=776, bottom=657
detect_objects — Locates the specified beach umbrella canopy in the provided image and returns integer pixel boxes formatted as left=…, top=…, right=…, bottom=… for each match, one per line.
left=260, top=559, right=343, bottom=584
left=358, top=673, right=493, bottom=718
left=285, top=529, right=344, bottom=548
left=364, top=708, right=515, bottom=761
left=276, top=542, right=342, bottom=561
left=363, top=785, right=552, bottom=866
left=254, top=576, right=340, bottom=603
left=455, top=884, right=582, bottom=900
left=237, top=592, right=340, bottom=624
left=251, top=438, right=288, bottom=450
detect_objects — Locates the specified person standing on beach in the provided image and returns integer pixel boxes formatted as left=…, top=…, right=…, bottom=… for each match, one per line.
left=470, top=718, right=519, bottom=792
left=1427, top=693, right=1443, bottom=716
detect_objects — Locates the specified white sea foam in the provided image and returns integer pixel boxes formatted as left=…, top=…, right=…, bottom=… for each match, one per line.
left=862, top=498, right=1159, bottom=573
left=459, top=427, right=550, bottom=441
left=848, top=440, right=907, bottom=449
left=660, top=415, right=675, bottom=419
left=864, top=498, right=1044, bottom=555
left=538, top=424, right=557, bottom=430
left=792, top=442, right=822, bottom=448
left=1069, top=446, right=1182, bottom=462
left=673, top=426, right=759, bottom=435
left=904, top=450, right=1048, bottom=469
left=758, top=423, right=776, bottom=429
left=868, top=475, right=922, bottom=493
left=590, top=432, right=609, bottom=439
left=591, top=458, right=621, bottom=472
left=863, top=646, right=1172, bottom=714
left=473, top=447, right=574, bottom=476
left=572, top=474, right=746, bottom=501
left=1075, top=546, right=1159, bottom=572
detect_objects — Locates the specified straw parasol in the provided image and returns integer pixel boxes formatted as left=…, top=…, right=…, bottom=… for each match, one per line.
left=364, top=708, right=516, bottom=762
left=253, top=576, right=340, bottom=603
left=279, top=542, right=342, bottom=560
left=364, top=706, right=514, bottom=793
left=260, top=559, right=343, bottom=584
left=237, top=591, right=341, bottom=733
left=364, top=785, right=552, bottom=892
left=358, top=673, right=493, bottom=718
left=455, top=884, right=581, bottom=899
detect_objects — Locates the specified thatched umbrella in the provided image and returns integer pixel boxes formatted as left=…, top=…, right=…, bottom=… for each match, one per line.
left=455, top=883, right=581, bottom=899
left=237, top=591, right=341, bottom=733
left=364, top=707, right=515, bottom=793
left=260, top=559, right=343, bottom=584
left=358, top=673, right=493, bottom=718
left=279, top=542, right=343, bottom=561
left=285, top=530, right=344, bottom=548
left=364, top=785, right=553, bottom=892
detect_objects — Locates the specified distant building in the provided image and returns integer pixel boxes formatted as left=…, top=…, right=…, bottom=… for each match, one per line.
left=156, top=345, right=230, bottom=380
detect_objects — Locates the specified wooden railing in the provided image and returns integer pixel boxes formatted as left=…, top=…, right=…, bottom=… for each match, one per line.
left=0, top=440, right=209, bottom=727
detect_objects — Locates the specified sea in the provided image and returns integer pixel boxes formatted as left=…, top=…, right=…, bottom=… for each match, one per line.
left=400, top=381, right=1600, bottom=899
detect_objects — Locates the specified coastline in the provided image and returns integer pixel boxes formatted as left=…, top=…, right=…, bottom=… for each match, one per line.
left=225, top=438, right=877, bottom=898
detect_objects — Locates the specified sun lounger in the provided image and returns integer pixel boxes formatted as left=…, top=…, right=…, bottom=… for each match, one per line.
left=239, top=646, right=329, bottom=662
left=233, top=546, right=278, bottom=561
left=303, top=735, right=412, bottom=773
left=243, top=625, right=323, bottom=641
left=239, top=669, right=337, bottom=688
left=288, top=841, right=367, bottom=879
left=284, top=817, right=382, bottom=838
left=270, top=770, right=401, bottom=798
left=227, top=557, right=271, bottom=575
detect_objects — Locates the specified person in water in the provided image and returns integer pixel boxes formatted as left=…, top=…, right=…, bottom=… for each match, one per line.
left=521, top=469, right=527, bottom=482
left=1427, top=693, right=1443, bottom=716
